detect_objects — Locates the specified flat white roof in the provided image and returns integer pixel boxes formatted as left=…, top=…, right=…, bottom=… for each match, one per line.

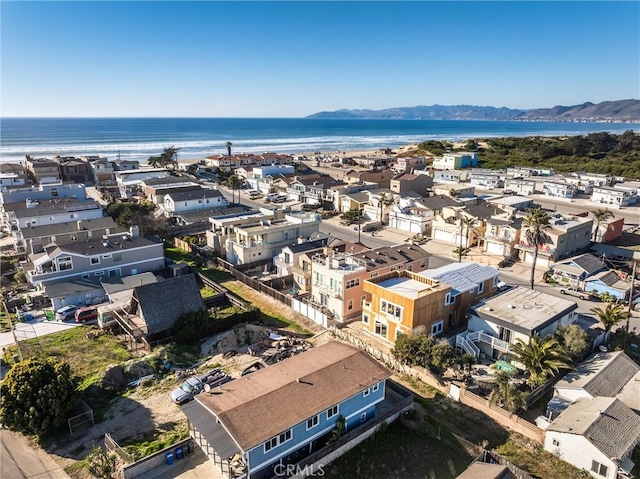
left=377, top=276, right=430, bottom=299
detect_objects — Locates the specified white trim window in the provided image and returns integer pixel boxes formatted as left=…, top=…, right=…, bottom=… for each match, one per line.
left=362, top=313, right=370, bottom=324
left=264, top=429, right=292, bottom=453
left=374, top=320, right=388, bottom=338
left=431, top=320, right=444, bottom=336
left=445, top=293, right=455, bottom=306
left=372, top=382, right=380, bottom=392
left=57, top=256, right=73, bottom=271
left=306, top=415, right=319, bottom=430
left=90, top=257, right=100, bottom=265
left=590, top=460, right=608, bottom=477
left=363, top=388, right=370, bottom=397
left=478, top=281, right=484, bottom=293
left=360, top=412, right=367, bottom=423
left=326, top=405, right=338, bottom=419
left=380, top=300, right=402, bottom=320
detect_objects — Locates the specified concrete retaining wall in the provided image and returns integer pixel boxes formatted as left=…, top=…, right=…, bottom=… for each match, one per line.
left=122, top=439, right=193, bottom=479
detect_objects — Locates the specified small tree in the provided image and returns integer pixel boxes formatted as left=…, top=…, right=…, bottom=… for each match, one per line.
left=86, top=446, right=117, bottom=479
left=554, top=324, right=589, bottom=361
left=457, top=353, right=477, bottom=379
left=509, top=333, right=571, bottom=388
left=591, top=303, right=628, bottom=336
left=0, top=358, right=79, bottom=436
left=591, top=208, right=614, bottom=242
left=227, top=174, right=243, bottom=205
left=522, top=207, right=552, bottom=290
left=488, top=370, right=527, bottom=413
left=429, top=340, right=455, bottom=373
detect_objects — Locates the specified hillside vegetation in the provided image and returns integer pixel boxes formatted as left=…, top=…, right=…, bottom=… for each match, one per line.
left=418, top=130, right=640, bottom=178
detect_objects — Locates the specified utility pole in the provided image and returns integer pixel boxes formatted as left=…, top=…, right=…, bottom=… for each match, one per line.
left=3, top=300, right=23, bottom=362
left=627, top=260, right=637, bottom=330
left=357, top=207, right=361, bottom=244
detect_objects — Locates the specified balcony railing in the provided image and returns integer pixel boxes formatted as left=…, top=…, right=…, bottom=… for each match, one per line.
left=468, top=330, right=511, bottom=353
left=273, top=256, right=291, bottom=270
left=313, top=282, right=342, bottom=298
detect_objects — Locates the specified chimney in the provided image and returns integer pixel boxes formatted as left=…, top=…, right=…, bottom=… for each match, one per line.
left=129, top=225, right=140, bottom=239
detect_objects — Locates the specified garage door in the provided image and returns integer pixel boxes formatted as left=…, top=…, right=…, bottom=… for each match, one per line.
left=433, top=228, right=454, bottom=243
left=487, top=241, right=504, bottom=255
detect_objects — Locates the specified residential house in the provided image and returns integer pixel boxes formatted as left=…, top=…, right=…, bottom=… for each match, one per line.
left=362, top=263, right=500, bottom=344
left=543, top=397, right=639, bottom=479
left=0, top=163, right=28, bottom=187
left=590, top=244, right=640, bottom=263
left=24, top=157, right=61, bottom=184
left=113, top=273, right=204, bottom=346
left=343, top=169, right=395, bottom=189
left=433, top=170, right=467, bottom=184
left=112, top=159, right=140, bottom=171
left=584, top=270, right=633, bottom=302
left=590, top=186, right=631, bottom=208
left=352, top=155, right=394, bottom=168
left=42, top=278, right=108, bottom=312
left=549, top=253, right=607, bottom=288
left=164, top=188, right=229, bottom=215
left=206, top=208, right=281, bottom=257
left=503, top=178, right=537, bottom=196
left=364, top=189, right=398, bottom=223
left=183, top=341, right=392, bottom=479
left=562, top=175, right=594, bottom=194
left=0, top=182, right=87, bottom=206
left=457, top=287, right=577, bottom=360
left=469, top=172, right=504, bottom=190
left=591, top=214, right=625, bottom=245
left=388, top=198, right=434, bottom=235
left=488, top=196, right=535, bottom=213
left=574, top=171, right=612, bottom=187
left=88, top=159, right=116, bottom=183
left=310, top=244, right=430, bottom=323
left=273, top=238, right=328, bottom=277
left=432, top=152, right=478, bottom=171
left=53, top=156, right=92, bottom=184
left=542, top=181, right=577, bottom=199
left=14, top=217, right=121, bottom=255
left=549, top=351, right=640, bottom=416
left=389, top=173, right=433, bottom=196
left=516, top=213, right=594, bottom=268
left=3, top=198, right=104, bottom=230
left=613, top=180, right=640, bottom=204
left=115, top=168, right=170, bottom=199
left=482, top=214, right=523, bottom=258
left=390, top=156, right=425, bottom=173
left=23, top=229, right=165, bottom=287
left=226, top=211, right=322, bottom=265
left=431, top=200, right=503, bottom=248
left=140, top=177, right=203, bottom=205
left=433, top=183, right=475, bottom=199
left=340, top=191, right=370, bottom=214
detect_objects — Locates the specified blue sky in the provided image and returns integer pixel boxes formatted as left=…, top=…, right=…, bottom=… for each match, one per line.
left=2, top=1, right=638, bottom=117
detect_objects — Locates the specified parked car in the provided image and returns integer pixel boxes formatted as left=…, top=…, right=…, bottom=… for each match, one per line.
left=55, top=305, right=79, bottom=321
left=559, top=287, right=591, bottom=300
left=75, top=305, right=99, bottom=323
left=170, top=369, right=231, bottom=405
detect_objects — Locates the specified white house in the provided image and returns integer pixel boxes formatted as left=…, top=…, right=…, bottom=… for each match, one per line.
left=469, top=172, right=504, bottom=189
left=432, top=152, right=478, bottom=171
left=503, top=178, right=536, bottom=196
left=543, top=397, right=640, bottom=479
left=4, top=198, right=104, bottom=229
left=457, top=287, right=578, bottom=361
left=612, top=181, right=640, bottom=204
left=433, top=170, right=466, bottom=184
left=542, top=181, right=577, bottom=199
left=590, top=186, right=631, bottom=208
left=164, top=188, right=229, bottom=214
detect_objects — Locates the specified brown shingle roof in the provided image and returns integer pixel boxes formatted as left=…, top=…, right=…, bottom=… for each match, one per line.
left=196, top=341, right=390, bottom=451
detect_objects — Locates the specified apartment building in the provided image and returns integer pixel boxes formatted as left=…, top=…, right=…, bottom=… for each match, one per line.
left=590, top=186, right=631, bottom=208
left=24, top=157, right=61, bottom=184
left=542, top=181, right=577, bottom=199
left=3, top=198, right=104, bottom=230
left=503, top=178, right=537, bottom=196
left=310, top=244, right=431, bottom=323
left=389, top=173, right=433, bottom=195
left=0, top=182, right=87, bottom=206
left=362, top=263, right=500, bottom=344
left=54, top=156, right=92, bottom=184
left=432, top=152, right=478, bottom=171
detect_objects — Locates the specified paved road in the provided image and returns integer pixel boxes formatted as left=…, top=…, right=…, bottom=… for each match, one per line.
left=0, top=429, right=70, bottom=479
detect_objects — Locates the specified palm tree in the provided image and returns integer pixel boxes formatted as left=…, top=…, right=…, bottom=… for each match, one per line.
left=488, top=370, right=527, bottom=413
left=590, top=303, right=628, bottom=336
left=456, top=215, right=477, bottom=262
left=509, top=333, right=571, bottom=387
left=226, top=141, right=233, bottom=157
left=147, top=155, right=162, bottom=168
left=161, top=145, right=180, bottom=169
left=591, top=208, right=614, bottom=242
left=522, top=207, right=552, bottom=290
left=227, top=174, right=242, bottom=205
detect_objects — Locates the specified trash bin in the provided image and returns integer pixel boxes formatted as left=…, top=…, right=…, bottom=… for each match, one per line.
left=175, top=447, right=184, bottom=460
left=166, top=452, right=174, bottom=465
left=186, top=441, right=193, bottom=454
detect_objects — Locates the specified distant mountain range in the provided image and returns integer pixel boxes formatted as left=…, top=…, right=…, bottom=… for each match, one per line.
left=306, top=99, right=640, bottom=122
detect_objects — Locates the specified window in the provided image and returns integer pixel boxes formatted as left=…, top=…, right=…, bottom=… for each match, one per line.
left=82, top=274, right=90, bottom=280
left=552, top=439, right=560, bottom=447
left=445, top=293, right=455, bottom=306
left=360, top=412, right=367, bottom=423
left=407, top=264, right=413, bottom=271
left=264, top=429, right=292, bottom=453
left=363, top=314, right=370, bottom=324
left=57, top=256, right=73, bottom=271
left=361, top=295, right=366, bottom=305
left=448, top=312, right=457, bottom=327
left=91, top=257, right=100, bottom=265
left=363, top=388, right=370, bottom=397
left=420, top=260, right=427, bottom=268
left=591, top=460, right=608, bottom=477
left=478, top=281, right=484, bottom=293
left=107, top=269, right=120, bottom=277
left=70, top=234, right=78, bottom=241
left=431, top=321, right=444, bottom=336
left=380, top=300, right=402, bottom=319
left=94, top=271, right=104, bottom=276
left=306, top=415, right=319, bottom=430
left=345, top=278, right=360, bottom=289
left=327, top=405, right=338, bottom=419
left=102, top=254, right=112, bottom=259
left=347, top=300, right=353, bottom=311
left=374, top=321, right=388, bottom=338
left=372, top=382, right=379, bottom=392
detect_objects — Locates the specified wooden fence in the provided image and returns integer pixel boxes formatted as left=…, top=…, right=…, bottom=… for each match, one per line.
left=105, top=432, right=134, bottom=464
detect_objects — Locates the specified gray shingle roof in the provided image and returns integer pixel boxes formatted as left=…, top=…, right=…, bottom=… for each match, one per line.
left=556, top=351, right=640, bottom=398
left=60, top=235, right=163, bottom=256
left=19, top=217, right=119, bottom=239
left=166, top=188, right=224, bottom=202
left=419, top=263, right=499, bottom=295
left=549, top=397, right=640, bottom=460
left=132, top=273, right=204, bottom=335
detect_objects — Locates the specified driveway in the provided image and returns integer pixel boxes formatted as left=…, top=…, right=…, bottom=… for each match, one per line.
left=134, top=447, right=222, bottom=479
left=0, top=429, right=70, bottom=479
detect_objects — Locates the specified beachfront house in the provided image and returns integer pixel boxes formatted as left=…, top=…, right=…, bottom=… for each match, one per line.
left=542, top=181, right=577, bottom=199
left=503, top=178, right=537, bottom=196
left=3, top=198, right=104, bottom=230
left=432, top=152, right=478, bottom=171
left=0, top=182, right=88, bottom=205
left=163, top=188, right=229, bottom=215
left=433, top=170, right=466, bottom=184
left=457, top=287, right=577, bottom=361
left=181, top=341, right=394, bottom=479
left=24, top=157, right=62, bottom=184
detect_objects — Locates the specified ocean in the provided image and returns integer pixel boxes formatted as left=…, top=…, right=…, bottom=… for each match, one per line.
left=1, top=117, right=637, bottom=164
